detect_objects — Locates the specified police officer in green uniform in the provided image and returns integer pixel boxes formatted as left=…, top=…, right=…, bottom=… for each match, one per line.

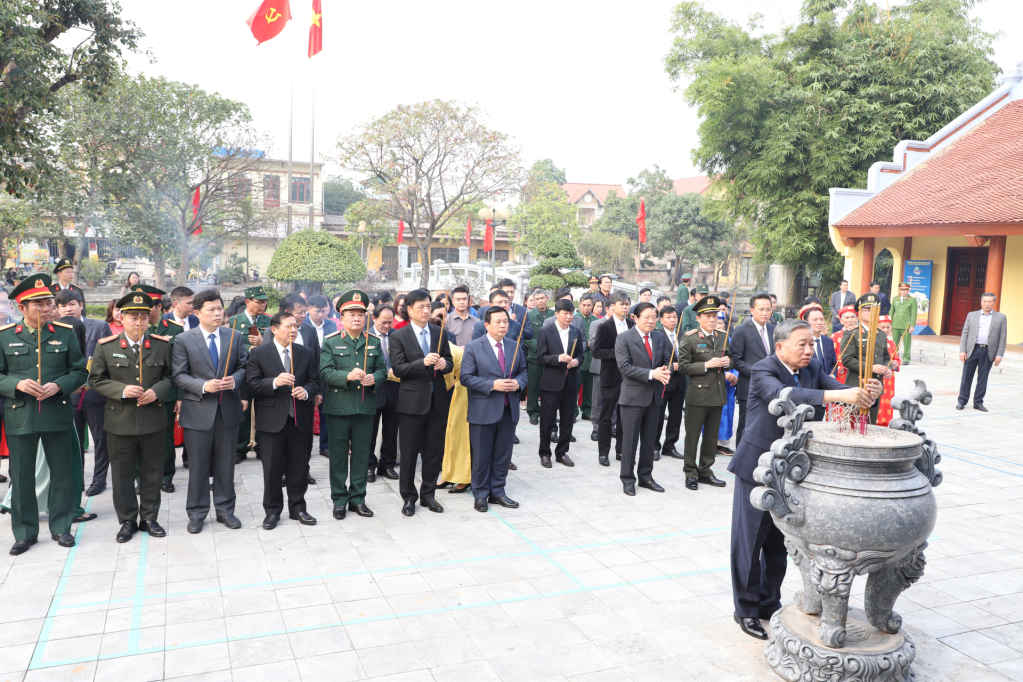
left=524, top=289, right=555, bottom=425
left=576, top=294, right=597, bottom=421
left=49, top=258, right=86, bottom=300
left=320, top=290, right=387, bottom=520
left=2, top=274, right=88, bottom=555
left=89, top=293, right=174, bottom=542
left=680, top=284, right=707, bottom=334
left=227, top=286, right=271, bottom=462
left=840, top=292, right=892, bottom=424
left=890, top=282, right=916, bottom=365
left=677, top=295, right=731, bottom=492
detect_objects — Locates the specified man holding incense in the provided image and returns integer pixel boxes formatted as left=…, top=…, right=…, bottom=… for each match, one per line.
left=840, top=292, right=892, bottom=425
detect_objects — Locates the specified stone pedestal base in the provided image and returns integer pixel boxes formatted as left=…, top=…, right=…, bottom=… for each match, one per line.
left=765, top=605, right=916, bottom=682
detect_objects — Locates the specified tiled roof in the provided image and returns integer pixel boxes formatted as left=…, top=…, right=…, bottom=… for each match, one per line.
left=562, top=183, right=627, bottom=206
left=672, top=176, right=712, bottom=195
left=837, top=99, right=1023, bottom=227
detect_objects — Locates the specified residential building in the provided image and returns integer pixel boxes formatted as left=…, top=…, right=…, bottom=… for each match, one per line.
left=561, top=183, right=627, bottom=226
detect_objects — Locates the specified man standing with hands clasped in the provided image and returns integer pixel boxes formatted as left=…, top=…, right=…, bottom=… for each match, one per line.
left=535, top=299, right=584, bottom=469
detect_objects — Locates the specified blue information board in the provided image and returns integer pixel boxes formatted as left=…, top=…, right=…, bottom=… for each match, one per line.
left=904, top=260, right=934, bottom=335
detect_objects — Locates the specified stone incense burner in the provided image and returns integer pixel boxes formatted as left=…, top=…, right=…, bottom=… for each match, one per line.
left=752, top=380, right=942, bottom=682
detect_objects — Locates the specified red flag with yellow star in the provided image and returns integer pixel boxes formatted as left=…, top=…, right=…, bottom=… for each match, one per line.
left=308, top=0, right=322, bottom=57
left=246, top=0, right=291, bottom=46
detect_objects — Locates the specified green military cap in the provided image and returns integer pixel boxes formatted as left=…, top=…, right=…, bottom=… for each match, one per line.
left=244, top=285, right=268, bottom=301
left=117, top=291, right=154, bottom=314
left=695, top=284, right=709, bottom=294
left=855, top=292, right=881, bottom=310
left=129, top=283, right=166, bottom=303
left=11, top=273, right=54, bottom=304
left=680, top=272, right=692, bottom=281
left=53, top=258, right=74, bottom=273
left=588, top=276, right=599, bottom=284
left=898, top=281, right=910, bottom=288
left=335, top=289, right=369, bottom=313
left=694, top=295, right=723, bottom=314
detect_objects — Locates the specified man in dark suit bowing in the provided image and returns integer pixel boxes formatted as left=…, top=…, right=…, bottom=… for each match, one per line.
left=535, top=299, right=584, bottom=469
left=460, top=306, right=528, bottom=512
left=591, top=291, right=634, bottom=467
left=727, top=319, right=881, bottom=640
left=730, top=292, right=776, bottom=446
left=390, top=289, right=453, bottom=517
left=616, top=302, right=672, bottom=496
left=246, top=311, right=320, bottom=530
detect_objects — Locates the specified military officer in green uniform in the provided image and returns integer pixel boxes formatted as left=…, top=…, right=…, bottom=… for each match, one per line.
left=840, top=292, right=892, bottom=424
left=576, top=294, right=597, bottom=421
left=49, top=258, right=86, bottom=300
left=89, top=293, right=174, bottom=542
left=890, top=282, right=916, bottom=365
left=227, top=286, right=271, bottom=462
left=677, top=295, right=731, bottom=491
left=2, top=274, right=88, bottom=555
left=320, top=290, right=387, bottom=520
left=680, top=284, right=707, bottom=334
left=524, top=289, right=555, bottom=425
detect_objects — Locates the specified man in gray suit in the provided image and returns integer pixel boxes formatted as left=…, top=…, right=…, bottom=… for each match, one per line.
left=615, top=302, right=671, bottom=496
left=829, top=280, right=857, bottom=332
left=460, top=306, right=528, bottom=513
left=957, top=293, right=1007, bottom=412
left=172, top=289, right=248, bottom=533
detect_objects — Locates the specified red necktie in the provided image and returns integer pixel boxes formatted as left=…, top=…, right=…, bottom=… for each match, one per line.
left=644, top=334, right=652, bottom=361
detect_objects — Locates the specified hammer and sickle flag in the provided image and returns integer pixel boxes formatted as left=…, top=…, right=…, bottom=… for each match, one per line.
left=246, top=0, right=291, bottom=45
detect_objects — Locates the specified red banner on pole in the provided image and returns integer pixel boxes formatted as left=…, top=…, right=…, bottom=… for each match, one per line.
left=396, top=219, right=404, bottom=244
left=191, top=187, right=202, bottom=235
left=636, top=199, right=646, bottom=244
left=246, top=0, right=292, bottom=45
left=308, top=0, right=322, bottom=57
left=465, top=218, right=472, bottom=247
left=483, top=219, right=494, bottom=252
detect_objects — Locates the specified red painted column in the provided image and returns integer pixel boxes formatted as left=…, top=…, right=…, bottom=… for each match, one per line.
left=985, top=235, right=1006, bottom=311
left=860, top=237, right=875, bottom=296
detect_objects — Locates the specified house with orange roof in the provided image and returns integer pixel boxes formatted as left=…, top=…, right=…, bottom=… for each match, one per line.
left=561, top=183, right=626, bottom=226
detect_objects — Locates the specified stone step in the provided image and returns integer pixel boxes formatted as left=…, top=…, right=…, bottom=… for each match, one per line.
left=909, top=342, right=1023, bottom=378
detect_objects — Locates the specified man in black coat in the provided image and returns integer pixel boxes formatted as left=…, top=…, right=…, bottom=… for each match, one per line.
left=367, top=305, right=399, bottom=482
left=726, top=319, right=880, bottom=640
left=653, top=305, right=685, bottom=460
left=730, top=292, right=776, bottom=447
left=535, top=299, right=584, bottom=468
left=246, top=311, right=320, bottom=530
left=591, top=291, right=634, bottom=467
left=389, top=289, right=453, bottom=517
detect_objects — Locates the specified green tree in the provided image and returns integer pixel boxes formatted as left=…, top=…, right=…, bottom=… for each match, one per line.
left=323, top=175, right=366, bottom=215
left=528, top=236, right=588, bottom=291
left=267, top=230, right=366, bottom=292
left=578, top=231, right=636, bottom=279
left=664, top=0, right=999, bottom=283
left=0, top=0, right=140, bottom=196
left=508, top=179, right=579, bottom=254
left=529, top=158, right=567, bottom=186
left=591, top=165, right=674, bottom=241
left=646, top=192, right=734, bottom=290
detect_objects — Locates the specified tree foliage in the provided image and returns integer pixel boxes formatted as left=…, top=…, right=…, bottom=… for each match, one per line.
left=508, top=179, right=579, bottom=255
left=0, top=0, right=140, bottom=196
left=578, top=231, right=635, bottom=278
left=664, top=0, right=1000, bottom=282
left=336, top=100, right=523, bottom=288
left=323, top=175, right=366, bottom=215
left=529, top=158, right=566, bottom=186
left=267, top=230, right=366, bottom=286
left=646, top=192, right=735, bottom=289
left=528, top=236, right=587, bottom=291
left=590, top=165, right=674, bottom=241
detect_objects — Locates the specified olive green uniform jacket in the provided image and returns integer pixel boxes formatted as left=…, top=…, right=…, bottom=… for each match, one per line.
left=88, top=332, right=175, bottom=436
left=890, top=296, right=917, bottom=330
left=524, top=308, right=555, bottom=361
left=227, top=312, right=272, bottom=350
left=677, top=328, right=731, bottom=408
left=840, top=325, right=891, bottom=386
left=320, top=330, right=388, bottom=417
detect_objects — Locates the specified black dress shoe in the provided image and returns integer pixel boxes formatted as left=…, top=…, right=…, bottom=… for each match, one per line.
left=556, top=455, right=574, bottom=467
left=735, top=615, right=768, bottom=640
left=653, top=452, right=661, bottom=461
left=421, top=496, right=444, bottom=513
left=401, top=500, right=416, bottom=517
left=697, top=474, right=726, bottom=488
left=290, top=511, right=317, bottom=525
left=234, top=455, right=246, bottom=465
left=664, top=449, right=684, bottom=460
left=0, top=473, right=6, bottom=483
left=281, top=474, right=287, bottom=487
left=448, top=484, right=470, bottom=494
left=569, top=435, right=576, bottom=442
left=347, top=503, right=374, bottom=517
left=116, top=521, right=138, bottom=543
left=623, top=482, right=636, bottom=497
left=379, top=467, right=399, bottom=480
left=639, top=479, right=665, bottom=493
left=333, top=505, right=346, bottom=520
left=161, top=481, right=175, bottom=493
left=9, top=538, right=36, bottom=555
left=73, top=512, right=97, bottom=522
left=262, top=514, right=279, bottom=530
left=216, top=514, right=242, bottom=529
left=955, top=403, right=965, bottom=410
left=685, top=478, right=698, bottom=491
left=139, top=520, right=166, bottom=537
left=590, top=429, right=599, bottom=441
left=52, top=533, right=75, bottom=547
left=307, top=475, right=316, bottom=485
left=598, top=454, right=610, bottom=467
left=540, top=456, right=552, bottom=469
left=529, top=415, right=539, bottom=425
left=717, top=445, right=735, bottom=455
left=508, top=461, right=517, bottom=471
left=320, top=448, right=329, bottom=458
left=187, top=518, right=204, bottom=534
left=488, top=495, right=519, bottom=508
left=550, top=428, right=559, bottom=442
left=183, top=459, right=189, bottom=468
left=366, top=469, right=377, bottom=483
left=615, top=454, right=622, bottom=461
left=474, top=498, right=488, bottom=513
left=513, top=435, right=520, bottom=444
left=974, top=404, right=989, bottom=412
left=85, top=484, right=105, bottom=496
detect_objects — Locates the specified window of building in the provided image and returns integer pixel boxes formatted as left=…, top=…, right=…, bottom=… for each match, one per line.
left=263, top=175, right=280, bottom=207
left=229, top=173, right=251, bottom=201
left=476, top=249, right=509, bottom=262
left=291, top=177, right=311, bottom=204
left=740, top=256, right=755, bottom=286
left=431, top=248, right=461, bottom=263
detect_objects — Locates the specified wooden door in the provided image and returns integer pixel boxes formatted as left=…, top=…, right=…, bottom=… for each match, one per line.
left=944, top=248, right=988, bottom=335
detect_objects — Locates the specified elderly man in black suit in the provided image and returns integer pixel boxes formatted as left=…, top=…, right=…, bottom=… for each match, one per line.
left=246, top=311, right=320, bottom=530
left=730, top=292, right=776, bottom=447
left=535, top=299, right=585, bottom=468
left=389, top=289, right=453, bottom=517
left=367, top=304, right=399, bottom=482
left=591, top=290, right=634, bottom=467
left=727, top=319, right=881, bottom=640
left=616, top=302, right=672, bottom=495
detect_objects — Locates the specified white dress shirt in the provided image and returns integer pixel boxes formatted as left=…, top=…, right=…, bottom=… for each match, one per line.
left=487, top=334, right=505, bottom=364
left=310, top=319, right=325, bottom=347
left=273, top=339, right=293, bottom=387
left=614, top=315, right=628, bottom=335
left=172, top=313, right=192, bottom=331
left=200, top=325, right=222, bottom=391
left=753, top=320, right=770, bottom=354
left=977, top=310, right=992, bottom=345
left=556, top=322, right=571, bottom=354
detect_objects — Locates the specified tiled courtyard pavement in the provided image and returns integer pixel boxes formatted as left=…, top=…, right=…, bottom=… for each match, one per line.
left=1, top=359, right=1021, bottom=682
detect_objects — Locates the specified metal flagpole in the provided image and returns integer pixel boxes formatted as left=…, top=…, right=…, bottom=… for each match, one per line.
left=309, top=58, right=315, bottom=230
left=286, top=20, right=295, bottom=235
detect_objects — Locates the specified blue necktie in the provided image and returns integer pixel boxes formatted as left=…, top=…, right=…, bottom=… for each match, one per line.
left=793, top=372, right=800, bottom=388
left=209, top=333, right=219, bottom=375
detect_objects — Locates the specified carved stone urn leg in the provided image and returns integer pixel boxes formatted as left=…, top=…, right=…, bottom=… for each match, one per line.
left=786, top=538, right=821, bottom=616
left=818, top=587, right=851, bottom=647
left=865, top=542, right=928, bottom=634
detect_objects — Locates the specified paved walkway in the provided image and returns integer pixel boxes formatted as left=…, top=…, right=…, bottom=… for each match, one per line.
left=0, top=360, right=1021, bottom=681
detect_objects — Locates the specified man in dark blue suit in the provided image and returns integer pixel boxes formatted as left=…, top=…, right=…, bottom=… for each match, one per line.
left=367, top=305, right=399, bottom=482
left=303, top=295, right=338, bottom=458
left=164, top=286, right=199, bottom=331
left=727, top=319, right=880, bottom=640
left=460, top=306, right=528, bottom=513
left=472, top=289, right=531, bottom=452
left=799, top=303, right=837, bottom=410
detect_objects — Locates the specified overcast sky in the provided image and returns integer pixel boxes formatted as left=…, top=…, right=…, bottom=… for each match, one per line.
left=117, top=0, right=1021, bottom=187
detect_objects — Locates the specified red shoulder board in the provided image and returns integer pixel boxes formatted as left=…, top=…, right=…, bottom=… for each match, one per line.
left=15, top=325, right=22, bottom=334
left=144, top=339, right=151, bottom=349
left=47, top=323, right=54, bottom=332
left=684, top=329, right=698, bottom=336
left=162, top=320, right=169, bottom=328
left=98, top=335, right=119, bottom=344
left=121, top=339, right=128, bottom=348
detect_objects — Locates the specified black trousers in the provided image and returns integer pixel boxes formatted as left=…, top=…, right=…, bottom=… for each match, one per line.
left=398, top=398, right=448, bottom=502
left=83, top=402, right=109, bottom=488
left=683, top=404, right=722, bottom=478
left=958, top=345, right=993, bottom=407
left=369, top=402, right=399, bottom=471
left=259, top=421, right=311, bottom=516
left=73, top=404, right=87, bottom=466
left=108, top=431, right=164, bottom=524
left=597, top=385, right=623, bottom=458
left=730, top=476, right=786, bottom=619
left=735, top=399, right=748, bottom=447
left=620, top=403, right=659, bottom=485
left=657, top=381, right=686, bottom=454
left=539, top=386, right=576, bottom=459
left=470, top=404, right=515, bottom=500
